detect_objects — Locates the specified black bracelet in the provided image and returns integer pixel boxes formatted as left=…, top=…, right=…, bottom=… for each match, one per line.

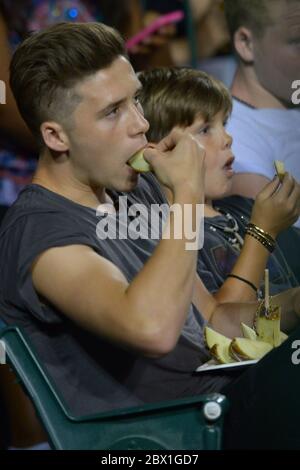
left=227, top=273, right=258, bottom=294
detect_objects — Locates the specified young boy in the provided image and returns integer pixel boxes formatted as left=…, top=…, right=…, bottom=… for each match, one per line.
left=138, top=67, right=300, bottom=302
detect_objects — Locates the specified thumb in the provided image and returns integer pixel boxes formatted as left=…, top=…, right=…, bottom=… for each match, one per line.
left=143, top=147, right=160, bottom=165
left=143, top=147, right=159, bottom=163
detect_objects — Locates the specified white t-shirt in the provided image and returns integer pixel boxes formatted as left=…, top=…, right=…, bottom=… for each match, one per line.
left=227, top=99, right=300, bottom=228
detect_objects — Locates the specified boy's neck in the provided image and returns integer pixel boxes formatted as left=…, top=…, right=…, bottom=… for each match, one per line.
left=163, top=186, right=220, bottom=218
left=32, top=151, right=107, bottom=210
left=204, top=200, right=221, bottom=218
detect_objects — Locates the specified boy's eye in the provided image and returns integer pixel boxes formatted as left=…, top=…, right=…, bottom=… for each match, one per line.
left=106, top=106, right=120, bottom=117
left=198, top=124, right=210, bottom=135
left=134, top=95, right=141, bottom=105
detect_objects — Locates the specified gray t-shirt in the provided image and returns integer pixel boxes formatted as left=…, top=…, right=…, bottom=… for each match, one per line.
left=0, top=174, right=214, bottom=416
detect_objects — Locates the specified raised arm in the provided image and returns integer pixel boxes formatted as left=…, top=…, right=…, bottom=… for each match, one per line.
left=32, top=131, right=206, bottom=358
left=214, top=174, right=300, bottom=302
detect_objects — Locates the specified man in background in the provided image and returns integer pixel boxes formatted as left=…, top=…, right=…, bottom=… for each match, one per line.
left=224, top=0, right=300, bottom=229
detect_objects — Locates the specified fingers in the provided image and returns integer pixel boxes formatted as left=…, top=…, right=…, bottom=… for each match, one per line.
left=260, top=173, right=298, bottom=201
left=155, top=127, right=185, bottom=152
left=276, top=172, right=296, bottom=199
left=143, top=146, right=159, bottom=165
left=286, top=180, right=300, bottom=216
left=257, top=176, right=281, bottom=199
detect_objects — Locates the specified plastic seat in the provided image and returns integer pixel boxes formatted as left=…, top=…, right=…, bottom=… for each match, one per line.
left=0, top=321, right=227, bottom=450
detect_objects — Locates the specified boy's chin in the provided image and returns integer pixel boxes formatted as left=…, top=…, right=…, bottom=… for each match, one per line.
left=210, top=188, right=232, bottom=201
left=120, top=177, right=139, bottom=193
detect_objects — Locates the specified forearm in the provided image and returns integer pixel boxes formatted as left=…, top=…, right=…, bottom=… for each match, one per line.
left=210, top=287, right=300, bottom=339
left=209, top=300, right=258, bottom=338
left=214, top=234, right=270, bottom=303
left=126, top=188, right=200, bottom=345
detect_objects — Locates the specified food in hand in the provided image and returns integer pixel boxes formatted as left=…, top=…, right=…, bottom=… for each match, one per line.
left=274, top=160, right=285, bottom=182
left=128, top=149, right=151, bottom=173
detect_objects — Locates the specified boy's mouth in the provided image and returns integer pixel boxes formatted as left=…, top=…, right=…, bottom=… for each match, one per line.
left=223, top=155, right=235, bottom=170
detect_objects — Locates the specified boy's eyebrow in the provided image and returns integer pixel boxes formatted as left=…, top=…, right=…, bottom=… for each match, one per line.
left=97, top=83, right=143, bottom=117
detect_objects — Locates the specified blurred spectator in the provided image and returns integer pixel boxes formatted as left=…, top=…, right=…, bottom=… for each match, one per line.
left=224, top=0, right=300, bottom=229
left=144, top=0, right=230, bottom=65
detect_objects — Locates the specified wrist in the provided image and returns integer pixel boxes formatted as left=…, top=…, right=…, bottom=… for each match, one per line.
left=249, top=218, right=278, bottom=239
left=245, top=222, right=276, bottom=253
left=173, top=183, right=204, bottom=204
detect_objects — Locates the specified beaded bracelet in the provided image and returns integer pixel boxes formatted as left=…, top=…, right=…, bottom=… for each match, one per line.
left=247, top=223, right=275, bottom=244
left=245, top=224, right=275, bottom=253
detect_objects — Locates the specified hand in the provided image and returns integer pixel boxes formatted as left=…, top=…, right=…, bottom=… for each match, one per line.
left=143, top=128, right=206, bottom=202
left=250, top=173, right=300, bottom=238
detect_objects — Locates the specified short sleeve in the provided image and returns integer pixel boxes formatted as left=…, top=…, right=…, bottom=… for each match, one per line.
left=2, top=211, right=99, bottom=324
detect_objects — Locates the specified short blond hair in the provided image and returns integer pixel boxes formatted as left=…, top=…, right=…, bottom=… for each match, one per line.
left=224, top=0, right=300, bottom=39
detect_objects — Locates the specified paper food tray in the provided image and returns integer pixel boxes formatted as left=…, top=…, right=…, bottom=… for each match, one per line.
left=196, top=359, right=257, bottom=373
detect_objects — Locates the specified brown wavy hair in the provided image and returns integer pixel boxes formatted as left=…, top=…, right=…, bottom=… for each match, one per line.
left=138, top=67, right=232, bottom=143
left=10, top=21, right=126, bottom=145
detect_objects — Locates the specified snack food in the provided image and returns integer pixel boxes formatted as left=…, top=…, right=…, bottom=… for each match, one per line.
left=204, top=308, right=286, bottom=364
left=230, top=337, right=272, bottom=360
left=274, top=160, right=285, bottom=182
left=128, top=149, right=151, bottom=173
left=255, top=305, right=281, bottom=347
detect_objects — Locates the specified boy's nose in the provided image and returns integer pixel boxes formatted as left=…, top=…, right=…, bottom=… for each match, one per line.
left=224, top=130, right=233, bottom=149
left=130, top=104, right=150, bottom=136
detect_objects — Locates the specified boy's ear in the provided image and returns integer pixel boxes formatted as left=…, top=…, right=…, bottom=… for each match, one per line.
left=40, top=121, right=70, bottom=152
left=233, top=26, right=255, bottom=63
